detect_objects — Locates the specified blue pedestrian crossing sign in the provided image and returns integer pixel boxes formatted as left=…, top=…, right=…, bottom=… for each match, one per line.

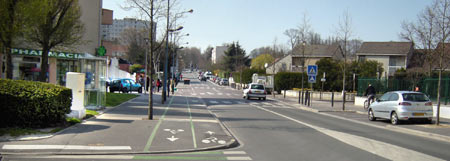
left=307, top=65, right=318, bottom=76
left=308, top=75, right=316, bottom=83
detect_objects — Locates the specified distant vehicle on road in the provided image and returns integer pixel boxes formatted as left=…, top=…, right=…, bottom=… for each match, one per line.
left=243, top=83, right=266, bottom=100
left=204, top=72, right=213, bottom=79
left=368, top=91, right=433, bottom=125
left=215, top=77, right=221, bottom=84
left=109, top=78, right=142, bottom=93
left=220, top=78, right=229, bottom=86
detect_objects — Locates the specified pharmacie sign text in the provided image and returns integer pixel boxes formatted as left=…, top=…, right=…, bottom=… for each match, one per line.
left=11, top=48, right=84, bottom=59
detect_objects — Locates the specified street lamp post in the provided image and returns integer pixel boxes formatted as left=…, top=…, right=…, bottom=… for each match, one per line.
left=144, top=38, right=149, bottom=95
left=301, top=41, right=306, bottom=104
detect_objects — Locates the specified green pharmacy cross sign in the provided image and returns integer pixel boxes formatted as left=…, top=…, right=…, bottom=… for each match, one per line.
left=97, top=46, right=106, bottom=56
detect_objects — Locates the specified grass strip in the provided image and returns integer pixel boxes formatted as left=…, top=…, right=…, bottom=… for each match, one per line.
left=106, top=93, right=139, bottom=107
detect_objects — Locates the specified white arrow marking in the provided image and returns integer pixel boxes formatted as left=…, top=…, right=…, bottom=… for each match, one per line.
left=205, top=131, right=215, bottom=135
left=167, top=136, right=179, bottom=142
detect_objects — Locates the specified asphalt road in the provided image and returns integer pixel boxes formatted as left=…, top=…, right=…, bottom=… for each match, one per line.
left=3, top=72, right=450, bottom=161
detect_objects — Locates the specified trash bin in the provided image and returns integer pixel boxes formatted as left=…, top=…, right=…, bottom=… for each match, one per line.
left=184, top=79, right=190, bottom=85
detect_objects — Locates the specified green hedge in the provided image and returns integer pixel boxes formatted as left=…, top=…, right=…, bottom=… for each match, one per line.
left=232, top=68, right=265, bottom=84
left=274, top=72, right=307, bottom=92
left=0, top=79, right=72, bottom=128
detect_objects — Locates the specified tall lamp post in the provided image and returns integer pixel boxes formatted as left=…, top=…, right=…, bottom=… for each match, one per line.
left=162, top=26, right=183, bottom=103
left=301, top=41, right=306, bottom=103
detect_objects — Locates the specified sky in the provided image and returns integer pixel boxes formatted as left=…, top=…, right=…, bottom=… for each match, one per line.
left=103, top=0, right=431, bottom=53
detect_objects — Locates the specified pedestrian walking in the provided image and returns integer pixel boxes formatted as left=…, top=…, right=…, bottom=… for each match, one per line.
left=139, top=75, right=145, bottom=92
left=146, top=76, right=150, bottom=92
left=156, top=79, right=161, bottom=92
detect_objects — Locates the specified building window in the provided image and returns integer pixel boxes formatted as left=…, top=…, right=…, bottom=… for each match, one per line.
left=282, top=63, right=287, bottom=71
left=389, top=56, right=405, bottom=66
left=358, top=56, right=366, bottom=62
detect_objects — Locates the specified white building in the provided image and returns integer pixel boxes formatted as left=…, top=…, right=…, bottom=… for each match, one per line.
left=101, top=18, right=149, bottom=41
left=211, top=46, right=227, bottom=64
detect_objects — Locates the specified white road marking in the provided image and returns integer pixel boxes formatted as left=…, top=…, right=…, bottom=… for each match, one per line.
left=207, top=92, right=214, bottom=95
left=191, top=100, right=199, bottom=103
left=251, top=105, right=445, bottom=161
left=223, top=101, right=232, bottom=104
left=223, top=151, right=247, bottom=155
left=9, top=155, right=134, bottom=159
left=163, top=118, right=218, bottom=123
left=210, top=101, right=219, bottom=104
left=200, top=93, right=205, bottom=95
left=227, top=156, right=253, bottom=160
left=217, top=93, right=223, bottom=95
left=226, top=93, right=231, bottom=96
left=262, top=102, right=272, bottom=106
left=237, top=101, right=245, bottom=104
left=2, top=145, right=132, bottom=150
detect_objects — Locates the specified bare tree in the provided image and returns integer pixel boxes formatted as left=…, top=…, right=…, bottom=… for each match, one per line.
left=400, top=0, right=450, bottom=125
left=433, top=0, right=450, bottom=125
left=400, top=5, right=438, bottom=76
left=284, top=28, right=299, bottom=53
left=23, top=0, right=84, bottom=82
left=335, top=10, right=354, bottom=111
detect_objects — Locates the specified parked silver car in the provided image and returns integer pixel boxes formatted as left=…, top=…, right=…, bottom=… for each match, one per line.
left=368, top=91, right=433, bottom=125
left=243, top=83, right=266, bottom=100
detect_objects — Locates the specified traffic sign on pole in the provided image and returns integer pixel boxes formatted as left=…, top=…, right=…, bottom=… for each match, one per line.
left=308, top=75, right=316, bottom=83
left=307, top=65, right=318, bottom=76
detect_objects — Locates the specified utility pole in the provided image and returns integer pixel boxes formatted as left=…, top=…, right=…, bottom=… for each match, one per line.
left=162, top=0, right=170, bottom=104
left=148, top=0, right=155, bottom=120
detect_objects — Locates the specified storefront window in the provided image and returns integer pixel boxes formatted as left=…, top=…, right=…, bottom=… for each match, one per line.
left=12, top=56, right=40, bottom=81
left=57, top=60, right=80, bottom=86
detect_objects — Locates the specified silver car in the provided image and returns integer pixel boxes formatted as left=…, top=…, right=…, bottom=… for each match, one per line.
left=243, top=83, right=266, bottom=100
left=368, top=91, right=433, bottom=125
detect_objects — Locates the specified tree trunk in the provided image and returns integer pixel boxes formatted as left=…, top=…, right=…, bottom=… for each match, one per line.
left=5, top=46, right=13, bottom=79
left=39, top=46, right=50, bottom=82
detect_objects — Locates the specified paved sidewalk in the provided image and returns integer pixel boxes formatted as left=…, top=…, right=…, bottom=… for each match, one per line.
left=0, top=83, right=237, bottom=155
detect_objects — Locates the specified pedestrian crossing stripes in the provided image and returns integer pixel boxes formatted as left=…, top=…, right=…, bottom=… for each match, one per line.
left=205, top=100, right=292, bottom=108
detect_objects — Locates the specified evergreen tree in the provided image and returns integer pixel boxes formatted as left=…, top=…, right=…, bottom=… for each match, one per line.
left=221, top=42, right=249, bottom=72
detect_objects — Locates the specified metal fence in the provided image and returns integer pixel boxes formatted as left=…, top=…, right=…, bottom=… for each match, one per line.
left=357, top=77, right=450, bottom=104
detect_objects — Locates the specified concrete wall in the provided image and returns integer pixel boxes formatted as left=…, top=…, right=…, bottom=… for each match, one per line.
left=281, top=90, right=356, bottom=101
left=78, top=0, right=102, bottom=55
left=366, top=55, right=389, bottom=77
left=212, top=46, right=227, bottom=64
left=266, top=55, right=292, bottom=74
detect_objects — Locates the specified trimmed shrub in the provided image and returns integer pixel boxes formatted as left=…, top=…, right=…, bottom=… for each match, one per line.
left=274, top=72, right=307, bottom=93
left=232, top=68, right=265, bottom=84
left=0, top=79, right=72, bottom=128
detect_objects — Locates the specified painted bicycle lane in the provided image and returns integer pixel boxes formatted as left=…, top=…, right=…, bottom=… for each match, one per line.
left=143, top=92, right=235, bottom=152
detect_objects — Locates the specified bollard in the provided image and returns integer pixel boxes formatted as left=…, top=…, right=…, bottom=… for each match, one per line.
left=305, top=91, right=309, bottom=105
left=301, top=91, right=304, bottom=104
left=298, top=91, right=301, bottom=104
left=331, top=92, right=334, bottom=107
left=308, top=91, right=311, bottom=106
left=310, top=91, right=312, bottom=106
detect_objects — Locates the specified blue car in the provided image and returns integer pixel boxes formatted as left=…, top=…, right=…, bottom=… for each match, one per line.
left=109, top=78, right=142, bottom=93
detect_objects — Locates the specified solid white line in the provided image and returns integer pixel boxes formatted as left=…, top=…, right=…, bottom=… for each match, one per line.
left=13, top=155, right=134, bottom=159
left=251, top=104, right=445, bottom=161
left=223, top=151, right=247, bottom=155
left=227, top=156, right=252, bottom=160
left=2, top=145, right=132, bottom=150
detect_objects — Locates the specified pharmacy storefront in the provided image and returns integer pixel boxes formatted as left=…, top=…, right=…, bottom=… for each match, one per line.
left=2, top=48, right=107, bottom=108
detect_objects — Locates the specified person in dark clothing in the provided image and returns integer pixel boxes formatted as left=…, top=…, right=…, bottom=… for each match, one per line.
left=364, top=83, right=376, bottom=105
left=156, top=79, right=161, bottom=92
left=146, top=76, right=150, bottom=92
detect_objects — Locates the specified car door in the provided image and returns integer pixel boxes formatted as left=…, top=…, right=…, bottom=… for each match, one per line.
left=373, top=93, right=392, bottom=119
left=386, top=93, right=400, bottom=116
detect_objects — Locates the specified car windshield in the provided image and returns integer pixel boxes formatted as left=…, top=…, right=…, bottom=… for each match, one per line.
left=402, top=93, right=430, bottom=102
left=251, top=84, right=264, bottom=90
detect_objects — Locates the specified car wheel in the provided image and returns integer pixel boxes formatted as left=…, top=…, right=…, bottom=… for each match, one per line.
left=263, top=97, right=266, bottom=100
left=390, top=112, right=399, bottom=125
left=122, top=88, right=128, bottom=93
left=138, top=88, right=142, bottom=93
left=368, top=109, right=376, bottom=121
left=110, top=89, right=115, bottom=93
